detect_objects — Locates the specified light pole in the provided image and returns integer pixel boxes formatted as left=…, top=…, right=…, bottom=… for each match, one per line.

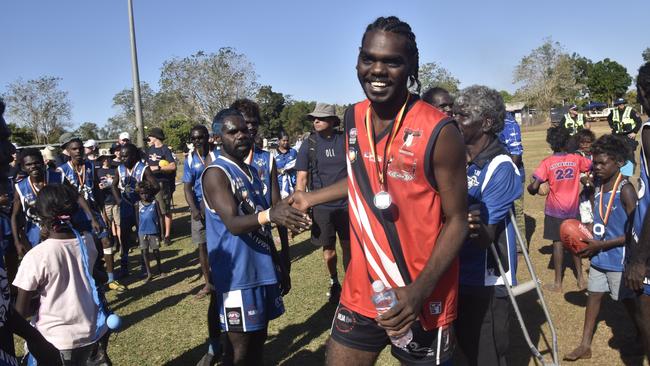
left=127, top=0, right=145, bottom=147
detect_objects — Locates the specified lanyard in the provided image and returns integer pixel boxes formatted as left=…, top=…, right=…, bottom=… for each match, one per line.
left=70, top=162, right=86, bottom=188
left=598, top=173, right=623, bottom=226
left=28, top=174, right=46, bottom=195
left=363, top=95, right=409, bottom=189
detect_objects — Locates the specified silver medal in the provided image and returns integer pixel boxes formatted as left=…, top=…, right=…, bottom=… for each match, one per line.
left=373, top=191, right=392, bottom=210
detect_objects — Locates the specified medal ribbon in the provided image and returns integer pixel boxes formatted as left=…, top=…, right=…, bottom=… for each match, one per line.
left=28, top=173, right=47, bottom=195
left=598, top=173, right=623, bottom=226
left=364, top=94, right=410, bottom=190
left=72, top=162, right=86, bottom=188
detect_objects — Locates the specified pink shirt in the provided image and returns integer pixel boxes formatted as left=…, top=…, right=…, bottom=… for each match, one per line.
left=13, top=233, right=107, bottom=350
left=533, top=153, right=592, bottom=218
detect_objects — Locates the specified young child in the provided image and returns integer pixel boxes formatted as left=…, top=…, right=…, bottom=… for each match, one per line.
left=136, top=181, right=164, bottom=281
left=12, top=184, right=111, bottom=365
left=573, top=129, right=596, bottom=230
left=564, top=135, right=638, bottom=361
left=528, top=126, right=592, bottom=292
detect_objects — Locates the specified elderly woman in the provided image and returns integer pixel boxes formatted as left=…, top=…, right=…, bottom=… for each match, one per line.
left=453, top=85, right=523, bottom=366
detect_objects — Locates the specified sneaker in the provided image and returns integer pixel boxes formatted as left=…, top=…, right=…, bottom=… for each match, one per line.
left=164, top=237, right=172, bottom=246
left=196, top=352, right=216, bottom=366
left=108, top=280, right=127, bottom=292
left=327, top=283, right=341, bottom=304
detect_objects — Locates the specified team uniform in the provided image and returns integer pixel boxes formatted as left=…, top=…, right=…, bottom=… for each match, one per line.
left=532, top=153, right=592, bottom=240
left=275, top=148, right=297, bottom=199
left=138, top=201, right=160, bottom=250
left=631, top=121, right=650, bottom=295
left=183, top=150, right=218, bottom=245
left=14, top=170, right=64, bottom=246
left=590, top=178, right=633, bottom=300
left=58, top=161, right=107, bottom=239
left=201, top=156, right=284, bottom=332
left=457, top=140, right=522, bottom=365
left=246, top=146, right=274, bottom=206
left=116, top=161, right=147, bottom=268
left=330, top=96, right=457, bottom=364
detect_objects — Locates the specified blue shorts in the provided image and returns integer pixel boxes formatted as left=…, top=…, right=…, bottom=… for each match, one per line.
left=217, top=284, right=284, bottom=332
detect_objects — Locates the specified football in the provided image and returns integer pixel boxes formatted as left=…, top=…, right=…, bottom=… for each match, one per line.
left=559, top=219, right=592, bottom=254
left=538, top=182, right=550, bottom=196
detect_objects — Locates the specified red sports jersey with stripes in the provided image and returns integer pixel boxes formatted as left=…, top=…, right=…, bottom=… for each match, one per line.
left=341, top=96, right=459, bottom=330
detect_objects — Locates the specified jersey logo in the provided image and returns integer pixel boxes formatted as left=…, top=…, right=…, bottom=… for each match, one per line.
left=429, top=301, right=442, bottom=315
left=467, top=170, right=481, bottom=189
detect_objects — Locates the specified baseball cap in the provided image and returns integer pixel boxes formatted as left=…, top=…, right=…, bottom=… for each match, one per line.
left=614, top=98, right=627, bottom=106
left=147, top=127, right=165, bottom=141
left=83, top=139, right=97, bottom=148
left=119, top=132, right=130, bottom=141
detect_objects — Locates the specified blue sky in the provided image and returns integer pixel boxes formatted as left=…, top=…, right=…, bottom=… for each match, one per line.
left=1, top=0, right=648, bottom=129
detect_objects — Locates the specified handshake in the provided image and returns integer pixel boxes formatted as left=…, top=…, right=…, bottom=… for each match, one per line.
left=269, top=191, right=313, bottom=233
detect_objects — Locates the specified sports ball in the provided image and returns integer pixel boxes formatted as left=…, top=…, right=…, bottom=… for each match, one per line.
left=107, top=313, right=122, bottom=330
left=538, top=182, right=550, bottom=196
left=158, top=159, right=169, bottom=167
left=559, top=219, right=592, bottom=255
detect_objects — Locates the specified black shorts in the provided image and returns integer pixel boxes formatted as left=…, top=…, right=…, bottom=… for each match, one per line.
left=311, top=207, right=350, bottom=247
left=456, top=286, right=510, bottom=366
left=330, top=304, right=455, bottom=365
left=543, top=215, right=566, bottom=242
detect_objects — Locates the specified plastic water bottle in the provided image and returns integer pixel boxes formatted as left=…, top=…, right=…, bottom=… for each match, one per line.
left=371, top=280, right=413, bottom=348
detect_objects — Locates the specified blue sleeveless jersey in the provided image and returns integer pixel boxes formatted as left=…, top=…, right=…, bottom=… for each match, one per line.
left=633, top=121, right=650, bottom=245
left=117, top=161, right=147, bottom=205
left=248, top=147, right=274, bottom=206
left=460, top=150, right=522, bottom=287
left=138, top=201, right=159, bottom=235
left=201, top=155, right=277, bottom=293
left=592, top=180, right=629, bottom=271
left=58, top=161, right=96, bottom=206
left=15, top=170, right=64, bottom=246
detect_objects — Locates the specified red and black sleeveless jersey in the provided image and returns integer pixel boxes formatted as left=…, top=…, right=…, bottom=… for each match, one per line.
left=340, top=96, right=459, bottom=330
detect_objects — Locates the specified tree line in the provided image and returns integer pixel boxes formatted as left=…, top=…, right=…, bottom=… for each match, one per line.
left=2, top=43, right=649, bottom=148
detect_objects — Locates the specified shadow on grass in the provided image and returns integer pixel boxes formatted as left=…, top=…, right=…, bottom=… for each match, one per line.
left=163, top=342, right=208, bottom=366
left=507, top=291, right=556, bottom=366
left=289, top=237, right=319, bottom=264
left=603, top=297, right=644, bottom=365
left=264, top=302, right=334, bottom=364
left=525, top=214, right=536, bottom=246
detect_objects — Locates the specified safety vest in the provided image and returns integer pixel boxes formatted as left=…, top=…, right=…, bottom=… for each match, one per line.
left=611, top=106, right=636, bottom=134
left=564, top=113, right=585, bottom=135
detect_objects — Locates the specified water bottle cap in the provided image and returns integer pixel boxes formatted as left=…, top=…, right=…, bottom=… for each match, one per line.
left=372, top=280, right=385, bottom=293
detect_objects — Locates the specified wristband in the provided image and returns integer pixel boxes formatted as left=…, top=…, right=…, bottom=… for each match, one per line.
left=257, top=209, right=271, bottom=225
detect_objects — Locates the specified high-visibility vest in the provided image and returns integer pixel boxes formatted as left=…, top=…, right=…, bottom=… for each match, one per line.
left=611, top=106, right=636, bottom=134
left=564, top=113, right=585, bottom=135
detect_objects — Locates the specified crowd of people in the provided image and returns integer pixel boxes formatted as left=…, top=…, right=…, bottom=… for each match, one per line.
left=0, top=14, right=648, bottom=366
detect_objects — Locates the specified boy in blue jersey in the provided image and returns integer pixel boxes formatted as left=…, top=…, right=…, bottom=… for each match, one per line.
left=454, top=86, right=523, bottom=365
left=564, top=135, right=638, bottom=361
left=136, top=181, right=164, bottom=282
left=201, top=108, right=310, bottom=365
left=625, top=61, right=650, bottom=361
left=184, top=125, right=218, bottom=298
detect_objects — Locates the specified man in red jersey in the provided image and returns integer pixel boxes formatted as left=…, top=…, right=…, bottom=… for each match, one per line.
left=291, top=16, right=467, bottom=365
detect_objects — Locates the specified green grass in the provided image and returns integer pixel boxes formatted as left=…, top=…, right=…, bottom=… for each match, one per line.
left=16, top=122, right=649, bottom=365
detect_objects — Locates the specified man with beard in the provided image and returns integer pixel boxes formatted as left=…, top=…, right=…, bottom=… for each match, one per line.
left=201, top=108, right=309, bottom=365
left=291, top=16, right=467, bottom=365
left=111, top=143, right=159, bottom=277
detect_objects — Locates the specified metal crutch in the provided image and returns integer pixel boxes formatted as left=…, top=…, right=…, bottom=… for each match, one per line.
left=488, top=210, right=559, bottom=366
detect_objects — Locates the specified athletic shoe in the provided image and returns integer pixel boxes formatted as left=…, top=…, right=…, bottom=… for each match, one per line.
left=164, top=237, right=172, bottom=246
left=196, top=352, right=216, bottom=366
left=108, top=280, right=127, bottom=292
left=327, top=283, right=341, bottom=304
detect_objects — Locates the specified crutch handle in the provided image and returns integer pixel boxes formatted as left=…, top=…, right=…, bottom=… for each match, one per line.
left=511, top=280, right=537, bottom=296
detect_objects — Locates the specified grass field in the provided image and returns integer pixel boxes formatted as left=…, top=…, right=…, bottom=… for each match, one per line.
left=26, top=122, right=649, bottom=365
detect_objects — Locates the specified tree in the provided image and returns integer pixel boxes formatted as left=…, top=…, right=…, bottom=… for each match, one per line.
left=643, top=48, right=650, bottom=63
left=570, top=53, right=593, bottom=100
left=107, top=82, right=158, bottom=138
left=159, top=117, right=195, bottom=152
left=417, top=62, right=460, bottom=93
left=7, top=123, right=35, bottom=146
left=256, top=86, right=286, bottom=138
left=586, top=58, right=632, bottom=105
left=75, top=122, right=99, bottom=141
left=513, top=39, right=581, bottom=119
left=3, top=76, right=72, bottom=144
left=499, top=90, right=514, bottom=103
left=159, top=48, right=259, bottom=124
left=278, top=101, right=315, bottom=139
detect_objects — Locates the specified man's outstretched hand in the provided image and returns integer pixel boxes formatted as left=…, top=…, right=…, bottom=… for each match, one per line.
left=289, top=191, right=311, bottom=212
left=270, top=197, right=311, bottom=233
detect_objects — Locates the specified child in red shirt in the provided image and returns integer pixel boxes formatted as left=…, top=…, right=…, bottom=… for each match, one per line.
left=528, top=126, right=592, bottom=292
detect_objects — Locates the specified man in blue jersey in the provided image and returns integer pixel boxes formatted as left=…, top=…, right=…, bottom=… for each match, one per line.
left=111, top=143, right=159, bottom=277
left=201, top=108, right=310, bottom=365
left=183, top=125, right=218, bottom=299
left=625, top=61, right=650, bottom=361
left=454, top=86, right=522, bottom=366
left=499, top=112, right=527, bottom=249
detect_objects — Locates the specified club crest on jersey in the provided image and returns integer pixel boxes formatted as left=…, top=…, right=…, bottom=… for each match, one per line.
left=467, top=170, right=481, bottom=189
left=349, top=128, right=358, bottom=145
left=401, top=128, right=422, bottom=150
left=348, top=148, right=357, bottom=163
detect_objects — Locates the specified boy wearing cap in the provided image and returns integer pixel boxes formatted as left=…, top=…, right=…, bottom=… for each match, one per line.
left=295, top=102, right=350, bottom=304
left=146, top=128, right=176, bottom=245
